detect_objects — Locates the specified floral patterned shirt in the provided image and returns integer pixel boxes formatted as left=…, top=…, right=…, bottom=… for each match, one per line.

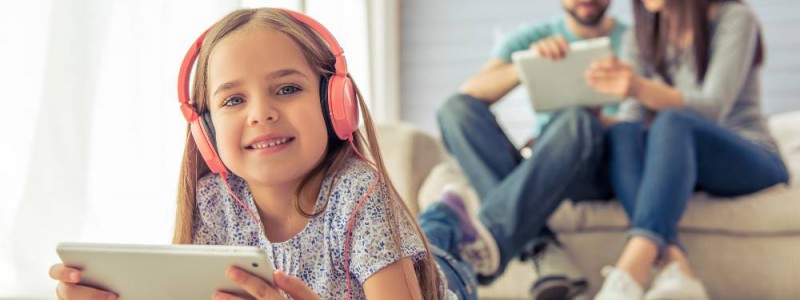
left=192, top=158, right=452, bottom=299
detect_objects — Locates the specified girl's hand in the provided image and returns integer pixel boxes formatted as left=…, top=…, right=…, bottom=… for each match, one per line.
left=585, top=56, right=639, bottom=98
left=214, top=267, right=320, bottom=300
left=49, top=263, right=118, bottom=300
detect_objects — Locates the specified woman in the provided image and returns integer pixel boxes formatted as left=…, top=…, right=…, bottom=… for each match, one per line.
left=584, top=0, right=789, bottom=299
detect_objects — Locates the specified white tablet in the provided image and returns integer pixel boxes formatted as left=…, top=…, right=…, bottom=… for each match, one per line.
left=511, top=36, right=622, bottom=112
left=57, top=242, right=275, bottom=300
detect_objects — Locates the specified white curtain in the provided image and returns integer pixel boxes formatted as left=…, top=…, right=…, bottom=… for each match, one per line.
left=0, top=0, right=240, bottom=297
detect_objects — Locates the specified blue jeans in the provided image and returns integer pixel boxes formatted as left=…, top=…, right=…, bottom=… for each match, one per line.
left=419, top=203, right=479, bottom=300
left=426, top=94, right=612, bottom=284
left=608, top=109, right=790, bottom=253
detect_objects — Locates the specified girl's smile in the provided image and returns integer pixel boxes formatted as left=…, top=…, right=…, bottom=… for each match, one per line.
left=244, top=134, right=296, bottom=155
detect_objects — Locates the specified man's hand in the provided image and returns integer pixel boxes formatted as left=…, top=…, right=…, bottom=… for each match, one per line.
left=531, top=35, right=570, bottom=60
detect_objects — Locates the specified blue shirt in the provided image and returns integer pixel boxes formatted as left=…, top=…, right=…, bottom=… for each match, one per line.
left=492, top=16, right=629, bottom=136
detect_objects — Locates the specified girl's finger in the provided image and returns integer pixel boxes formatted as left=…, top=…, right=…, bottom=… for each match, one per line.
left=49, top=264, right=81, bottom=284
left=226, top=267, right=281, bottom=299
left=213, top=291, right=248, bottom=300
left=56, top=282, right=117, bottom=300
left=274, top=271, right=319, bottom=300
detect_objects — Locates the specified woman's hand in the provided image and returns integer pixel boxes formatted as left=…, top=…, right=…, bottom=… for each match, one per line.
left=214, top=267, right=320, bottom=300
left=49, top=263, right=118, bottom=300
left=585, top=56, right=639, bottom=98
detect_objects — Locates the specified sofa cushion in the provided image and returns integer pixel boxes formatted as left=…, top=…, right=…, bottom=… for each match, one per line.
left=769, top=110, right=800, bottom=184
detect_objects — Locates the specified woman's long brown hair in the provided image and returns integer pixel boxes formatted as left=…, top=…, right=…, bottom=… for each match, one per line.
left=632, top=0, right=764, bottom=84
left=171, top=8, right=443, bottom=299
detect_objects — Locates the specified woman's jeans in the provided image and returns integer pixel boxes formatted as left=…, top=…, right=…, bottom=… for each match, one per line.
left=608, top=109, right=790, bottom=253
left=419, top=93, right=613, bottom=290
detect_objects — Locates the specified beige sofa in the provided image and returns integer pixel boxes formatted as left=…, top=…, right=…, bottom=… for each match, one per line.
left=376, top=110, right=800, bottom=300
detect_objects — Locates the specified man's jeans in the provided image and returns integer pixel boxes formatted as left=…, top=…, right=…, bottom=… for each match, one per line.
left=608, top=109, right=790, bottom=253
left=430, top=93, right=613, bottom=280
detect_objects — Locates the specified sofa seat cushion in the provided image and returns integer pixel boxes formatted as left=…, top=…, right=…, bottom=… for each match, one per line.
left=421, top=161, right=800, bottom=236
left=548, top=185, right=800, bottom=234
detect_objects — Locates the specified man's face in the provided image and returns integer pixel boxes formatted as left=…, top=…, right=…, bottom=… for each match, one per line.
left=563, top=0, right=611, bottom=26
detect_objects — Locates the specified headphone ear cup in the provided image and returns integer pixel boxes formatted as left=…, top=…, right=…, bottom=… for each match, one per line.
left=201, top=111, right=218, bottom=150
left=326, top=74, right=359, bottom=140
left=319, top=75, right=338, bottom=141
left=190, top=115, right=227, bottom=174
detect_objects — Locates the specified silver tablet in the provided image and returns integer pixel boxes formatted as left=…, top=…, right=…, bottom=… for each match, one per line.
left=511, top=36, right=623, bottom=112
left=57, top=242, right=275, bottom=300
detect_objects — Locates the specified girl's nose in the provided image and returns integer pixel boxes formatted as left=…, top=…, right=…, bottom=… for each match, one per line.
left=248, top=100, right=279, bottom=126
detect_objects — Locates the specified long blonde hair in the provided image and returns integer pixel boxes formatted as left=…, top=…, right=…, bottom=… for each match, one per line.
left=172, top=8, right=443, bottom=299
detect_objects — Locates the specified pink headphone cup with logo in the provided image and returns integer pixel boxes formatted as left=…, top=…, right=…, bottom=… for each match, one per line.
left=177, top=8, right=360, bottom=175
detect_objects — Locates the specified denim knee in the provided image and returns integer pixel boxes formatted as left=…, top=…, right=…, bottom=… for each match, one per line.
left=608, top=121, right=644, bottom=142
left=541, top=107, right=604, bottom=158
left=436, top=93, right=487, bottom=131
left=549, top=107, right=593, bottom=128
left=650, top=109, right=698, bottom=132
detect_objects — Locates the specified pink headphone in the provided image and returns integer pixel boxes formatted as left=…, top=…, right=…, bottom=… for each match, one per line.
left=177, top=9, right=360, bottom=175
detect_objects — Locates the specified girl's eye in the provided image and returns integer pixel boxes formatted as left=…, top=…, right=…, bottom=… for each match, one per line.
left=277, top=85, right=300, bottom=95
left=223, top=96, right=244, bottom=107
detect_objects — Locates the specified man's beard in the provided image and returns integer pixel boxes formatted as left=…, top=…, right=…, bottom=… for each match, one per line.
left=567, top=4, right=608, bottom=26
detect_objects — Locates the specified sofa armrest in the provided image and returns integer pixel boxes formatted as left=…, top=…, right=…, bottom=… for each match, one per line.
left=374, top=123, right=449, bottom=214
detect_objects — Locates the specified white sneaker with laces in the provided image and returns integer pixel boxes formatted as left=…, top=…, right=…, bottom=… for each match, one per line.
left=594, top=266, right=644, bottom=300
left=644, top=262, right=709, bottom=300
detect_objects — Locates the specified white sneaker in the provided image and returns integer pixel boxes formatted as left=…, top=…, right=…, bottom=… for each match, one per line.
left=594, top=266, right=644, bottom=300
left=644, top=262, right=709, bottom=300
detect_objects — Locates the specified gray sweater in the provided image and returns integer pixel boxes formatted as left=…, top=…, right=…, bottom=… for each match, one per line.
left=617, top=2, right=779, bottom=152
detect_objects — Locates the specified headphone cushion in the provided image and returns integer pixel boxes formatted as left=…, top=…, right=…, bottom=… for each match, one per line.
left=327, top=74, right=358, bottom=140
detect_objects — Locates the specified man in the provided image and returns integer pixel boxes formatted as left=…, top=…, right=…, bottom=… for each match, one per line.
left=437, top=0, right=628, bottom=299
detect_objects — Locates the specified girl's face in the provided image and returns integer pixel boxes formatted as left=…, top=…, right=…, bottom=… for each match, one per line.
left=641, top=0, right=666, bottom=12
left=206, top=25, right=329, bottom=188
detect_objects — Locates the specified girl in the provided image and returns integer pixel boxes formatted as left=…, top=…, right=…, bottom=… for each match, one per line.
left=49, top=7, right=504, bottom=300
left=585, top=0, right=789, bottom=299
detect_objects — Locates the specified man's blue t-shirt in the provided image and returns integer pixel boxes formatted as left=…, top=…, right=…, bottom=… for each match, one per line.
left=492, top=16, right=628, bottom=136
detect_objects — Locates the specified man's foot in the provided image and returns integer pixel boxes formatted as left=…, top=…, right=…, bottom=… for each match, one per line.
left=644, top=262, right=709, bottom=300
left=439, top=190, right=500, bottom=277
left=529, top=241, right=589, bottom=300
left=594, top=266, right=644, bottom=300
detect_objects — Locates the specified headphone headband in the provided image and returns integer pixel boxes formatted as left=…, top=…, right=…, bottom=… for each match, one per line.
left=177, top=9, right=348, bottom=115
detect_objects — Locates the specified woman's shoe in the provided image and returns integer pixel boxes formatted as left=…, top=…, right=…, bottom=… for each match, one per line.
left=643, top=262, right=709, bottom=300
left=594, top=266, right=644, bottom=300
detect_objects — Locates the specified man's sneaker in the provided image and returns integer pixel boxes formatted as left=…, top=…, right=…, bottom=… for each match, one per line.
left=529, top=241, right=589, bottom=300
left=643, top=262, right=709, bottom=300
left=594, top=266, right=644, bottom=300
left=439, top=190, right=500, bottom=277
